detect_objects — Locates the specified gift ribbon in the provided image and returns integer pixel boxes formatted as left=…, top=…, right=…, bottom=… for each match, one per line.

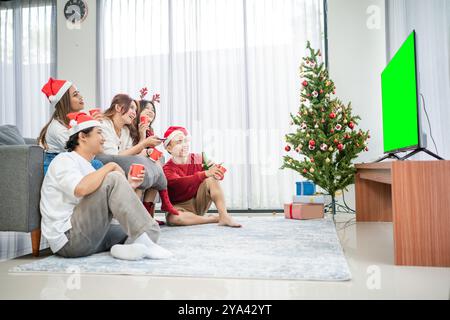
left=289, top=203, right=293, bottom=219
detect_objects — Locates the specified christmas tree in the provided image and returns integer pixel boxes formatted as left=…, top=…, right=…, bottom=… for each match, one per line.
left=281, top=42, right=370, bottom=217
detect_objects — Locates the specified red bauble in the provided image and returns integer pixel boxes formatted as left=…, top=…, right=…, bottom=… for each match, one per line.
left=320, top=89, right=324, bottom=94
left=337, top=144, right=344, bottom=151
left=310, top=157, right=315, bottom=163
left=330, top=129, right=335, bottom=133
left=285, top=145, right=291, bottom=152
left=329, top=112, right=336, bottom=119
left=302, top=80, right=308, bottom=87
left=348, top=122, right=355, bottom=129
left=309, top=140, right=316, bottom=146
left=334, top=139, right=339, bottom=144
left=303, top=169, right=308, bottom=174
left=365, top=147, right=369, bottom=152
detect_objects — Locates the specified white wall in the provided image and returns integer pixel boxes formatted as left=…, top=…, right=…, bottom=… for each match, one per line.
left=327, top=0, right=387, bottom=207
left=56, top=0, right=97, bottom=107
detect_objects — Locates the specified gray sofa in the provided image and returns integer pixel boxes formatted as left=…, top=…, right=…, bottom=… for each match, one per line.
left=0, top=125, right=44, bottom=257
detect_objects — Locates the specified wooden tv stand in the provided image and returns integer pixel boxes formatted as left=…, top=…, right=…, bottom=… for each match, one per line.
left=355, top=161, right=450, bottom=267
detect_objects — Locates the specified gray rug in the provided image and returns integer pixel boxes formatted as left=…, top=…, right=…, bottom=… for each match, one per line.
left=11, top=216, right=351, bottom=281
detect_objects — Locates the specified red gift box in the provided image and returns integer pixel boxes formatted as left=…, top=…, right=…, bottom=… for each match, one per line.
left=284, top=203, right=324, bottom=220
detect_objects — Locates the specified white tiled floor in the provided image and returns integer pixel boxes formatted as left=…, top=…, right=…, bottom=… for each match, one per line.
left=0, top=214, right=449, bottom=300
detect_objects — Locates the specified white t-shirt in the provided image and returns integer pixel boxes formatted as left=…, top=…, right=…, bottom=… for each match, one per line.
left=40, top=151, right=95, bottom=253
left=45, top=119, right=70, bottom=153
left=100, top=118, right=134, bottom=155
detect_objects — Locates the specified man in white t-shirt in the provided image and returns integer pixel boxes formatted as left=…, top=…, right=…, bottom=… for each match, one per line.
left=40, top=112, right=172, bottom=260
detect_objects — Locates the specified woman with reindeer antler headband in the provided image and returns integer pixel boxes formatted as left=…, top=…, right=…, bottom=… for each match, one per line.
left=95, top=91, right=180, bottom=222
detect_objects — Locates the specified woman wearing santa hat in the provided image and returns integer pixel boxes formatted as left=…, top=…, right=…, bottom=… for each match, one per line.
left=95, top=93, right=180, bottom=220
left=40, top=111, right=172, bottom=260
left=39, top=77, right=104, bottom=174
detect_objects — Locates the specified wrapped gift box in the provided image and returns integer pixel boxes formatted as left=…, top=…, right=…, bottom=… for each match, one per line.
left=293, top=194, right=325, bottom=204
left=296, top=181, right=316, bottom=196
left=284, top=203, right=324, bottom=220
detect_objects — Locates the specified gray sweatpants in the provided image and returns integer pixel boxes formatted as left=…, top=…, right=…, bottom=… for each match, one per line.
left=95, top=154, right=167, bottom=191
left=57, top=171, right=160, bottom=258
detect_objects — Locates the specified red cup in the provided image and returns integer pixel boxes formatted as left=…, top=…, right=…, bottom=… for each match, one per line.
left=217, top=165, right=227, bottom=181
left=140, top=115, right=150, bottom=125
left=130, top=163, right=145, bottom=177
left=148, top=148, right=163, bottom=162
left=89, top=108, right=101, bottom=116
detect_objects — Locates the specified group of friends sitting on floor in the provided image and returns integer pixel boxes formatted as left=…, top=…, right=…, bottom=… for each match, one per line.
left=38, top=77, right=241, bottom=261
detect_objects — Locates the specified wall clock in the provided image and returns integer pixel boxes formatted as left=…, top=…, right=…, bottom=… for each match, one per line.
left=64, top=0, right=88, bottom=24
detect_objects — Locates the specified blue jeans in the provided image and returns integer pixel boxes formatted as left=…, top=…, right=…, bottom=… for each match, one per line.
left=44, top=152, right=104, bottom=175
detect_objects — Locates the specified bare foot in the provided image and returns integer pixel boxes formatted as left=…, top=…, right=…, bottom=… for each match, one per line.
left=218, top=216, right=242, bottom=228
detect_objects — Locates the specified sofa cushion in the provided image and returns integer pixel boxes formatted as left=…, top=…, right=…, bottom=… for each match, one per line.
left=0, top=125, right=26, bottom=145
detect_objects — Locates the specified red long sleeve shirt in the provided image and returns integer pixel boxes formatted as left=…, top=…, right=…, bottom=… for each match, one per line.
left=163, top=153, right=207, bottom=204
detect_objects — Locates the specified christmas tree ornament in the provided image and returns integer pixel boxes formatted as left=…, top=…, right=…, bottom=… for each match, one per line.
left=295, top=147, right=301, bottom=153
left=312, top=91, right=319, bottom=98
left=337, top=144, right=344, bottom=151
left=328, top=146, right=334, bottom=152
left=348, top=122, right=355, bottom=130
left=335, top=124, right=342, bottom=131
left=309, top=140, right=316, bottom=147
left=325, top=158, right=331, bottom=163
left=308, top=145, right=316, bottom=151
left=302, top=80, right=308, bottom=87
left=320, top=143, right=328, bottom=151
left=314, top=124, right=319, bottom=129
left=309, top=167, right=315, bottom=173
left=285, top=145, right=291, bottom=152
left=329, top=112, right=336, bottom=119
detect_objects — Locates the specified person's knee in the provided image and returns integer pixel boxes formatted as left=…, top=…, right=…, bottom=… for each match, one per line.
left=205, top=177, right=220, bottom=188
left=105, top=171, right=126, bottom=184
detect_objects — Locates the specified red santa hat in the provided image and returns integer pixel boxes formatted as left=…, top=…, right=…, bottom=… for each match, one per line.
left=163, top=126, right=189, bottom=148
left=41, top=77, right=72, bottom=106
left=67, top=112, right=101, bottom=137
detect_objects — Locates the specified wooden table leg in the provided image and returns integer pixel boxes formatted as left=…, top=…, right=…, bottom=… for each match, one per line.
left=31, top=229, right=41, bottom=257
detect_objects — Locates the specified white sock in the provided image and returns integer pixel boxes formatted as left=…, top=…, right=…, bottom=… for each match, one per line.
left=133, top=232, right=173, bottom=259
left=110, top=243, right=148, bottom=261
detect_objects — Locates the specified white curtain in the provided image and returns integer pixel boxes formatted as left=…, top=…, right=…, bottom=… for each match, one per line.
left=386, top=0, right=450, bottom=159
left=98, top=0, right=325, bottom=209
left=0, top=0, right=55, bottom=261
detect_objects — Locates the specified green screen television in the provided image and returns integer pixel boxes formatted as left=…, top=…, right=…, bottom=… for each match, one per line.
left=381, top=30, right=421, bottom=154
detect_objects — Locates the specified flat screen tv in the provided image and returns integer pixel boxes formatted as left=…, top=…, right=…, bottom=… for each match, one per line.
left=381, top=30, right=420, bottom=154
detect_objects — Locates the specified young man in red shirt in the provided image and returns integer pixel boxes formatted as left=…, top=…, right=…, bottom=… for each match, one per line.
left=162, top=126, right=241, bottom=228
